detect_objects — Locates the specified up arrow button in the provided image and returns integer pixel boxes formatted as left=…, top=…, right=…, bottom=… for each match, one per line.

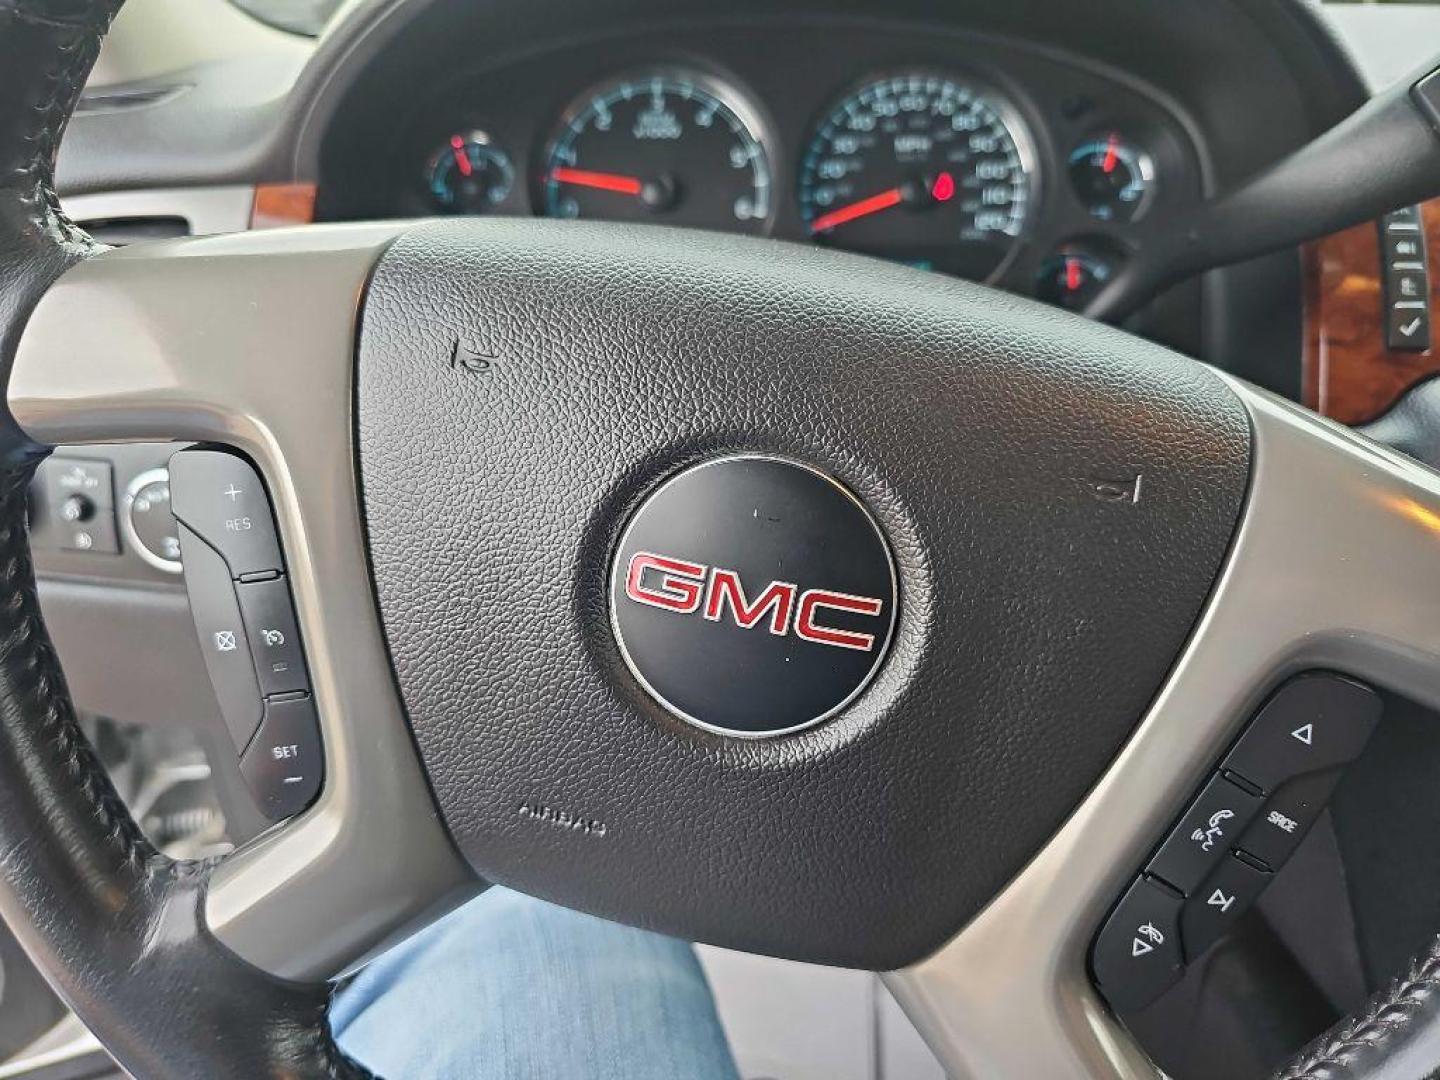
left=1223, top=674, right=1381, bottom=794
left=169, top=449, right=284, bottom=580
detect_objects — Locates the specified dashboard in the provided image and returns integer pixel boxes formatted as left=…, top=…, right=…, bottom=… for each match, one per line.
left=13, top=2, right=1438, bottom=1075
left=323, top=19, right=1205, bottom=318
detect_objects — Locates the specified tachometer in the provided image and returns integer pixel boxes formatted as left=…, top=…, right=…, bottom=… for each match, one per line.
left=798, top=73, right=1035, bottom=280
left=540, top=71, right=773, bottom=234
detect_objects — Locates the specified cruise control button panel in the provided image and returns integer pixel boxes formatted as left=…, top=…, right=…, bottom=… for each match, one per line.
left=236, top=576, right=310, bottom=696
left=171, top=448, right=322, bottom=821
left=176, top=522, right=264, bottom=752
left=169, top=449, right=283, bottom=578
left=240, top=695, right=324, bottom=821
left=1092, top=672, right=1383, bottom=1013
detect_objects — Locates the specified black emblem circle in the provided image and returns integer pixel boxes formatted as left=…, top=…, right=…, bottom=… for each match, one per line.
left=610, top=456, right=898, bottom=737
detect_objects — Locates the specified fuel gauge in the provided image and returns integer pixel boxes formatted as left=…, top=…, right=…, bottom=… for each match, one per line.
left=426, top=131, right=515, bottom=214
left=1036, top=244, right=1118, bottom=311
left=1068, top=133, right=1155, bottom=223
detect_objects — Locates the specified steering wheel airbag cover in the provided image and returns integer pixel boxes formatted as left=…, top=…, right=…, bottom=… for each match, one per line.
left=610, top=454, right=899, bottom=738
left=356, top=218, right=1250, bottom=968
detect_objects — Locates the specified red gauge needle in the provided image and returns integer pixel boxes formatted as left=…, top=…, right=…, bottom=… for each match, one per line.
left=1101, top=135, right=1119, bottom=175
left=450, top=135, right=473, bottom=178
left=550, top=167, right=645, bottom=196
left=809, top=186, right=906, bottom=234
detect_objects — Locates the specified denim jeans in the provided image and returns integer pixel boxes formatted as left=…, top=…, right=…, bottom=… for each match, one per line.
left=333, top=888, right=741, bottom=1080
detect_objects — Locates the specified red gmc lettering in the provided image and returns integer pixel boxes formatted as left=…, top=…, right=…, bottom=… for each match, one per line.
left=703, top=569, right=795, bottom=635
left=624, top=551, right=885, bottom=653
left=625, top=553, right=707, bottom=613
left=795, top=590, right=885, bottom=652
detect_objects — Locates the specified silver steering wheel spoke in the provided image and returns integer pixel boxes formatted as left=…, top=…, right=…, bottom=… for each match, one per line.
left=886, top=383, right=1440, bottom=1077
left=10, top=225, right=480, bottom=982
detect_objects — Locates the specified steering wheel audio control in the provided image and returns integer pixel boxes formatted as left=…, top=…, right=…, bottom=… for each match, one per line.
left=1179, top=851, right=1272, bottom=959
left=170, top=449, right=322, bottom=821
left=1092, top=673, right=1381, bottom=1012
left=1143, top=773, right=1261, bottom=896
left=1090, top=877, right=1183, bottom=1013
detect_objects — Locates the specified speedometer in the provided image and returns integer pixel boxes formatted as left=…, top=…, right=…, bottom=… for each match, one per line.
left=798, top=73, right=1035, bottom=281
left=540, top=71, right=773, bottom=234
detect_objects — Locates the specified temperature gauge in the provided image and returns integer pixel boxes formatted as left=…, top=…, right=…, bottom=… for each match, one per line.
left=1068, top=134, right=1155, bottom=223
left=426, top=131, right=515, bottom=214
left=1036, top=245, right=1118, bottom=311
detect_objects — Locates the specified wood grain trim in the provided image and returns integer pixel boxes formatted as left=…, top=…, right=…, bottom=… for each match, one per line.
left=250, top=183, right=317, bottom=230
left=1302, top=198, right=1440, bottom=425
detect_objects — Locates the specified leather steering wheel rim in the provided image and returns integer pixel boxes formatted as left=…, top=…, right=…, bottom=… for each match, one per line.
left=0, top=3, right=1439, bottom=1079
left=0, top=1, right=368, bottom=1076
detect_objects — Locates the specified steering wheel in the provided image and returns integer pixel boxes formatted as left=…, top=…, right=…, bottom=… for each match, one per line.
left=5, top=2, right=1440, bottom=1077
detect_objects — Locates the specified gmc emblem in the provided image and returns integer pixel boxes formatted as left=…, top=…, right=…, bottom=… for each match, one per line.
left=624, top=551, right=886, bottom=653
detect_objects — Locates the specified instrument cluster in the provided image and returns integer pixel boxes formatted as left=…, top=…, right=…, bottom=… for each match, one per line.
left=375, top=29, right=1202, bottom=311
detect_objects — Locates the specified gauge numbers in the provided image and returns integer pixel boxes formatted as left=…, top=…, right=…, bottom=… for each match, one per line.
left=798, top=73, right=1034, bottom=280
left=541, top=72, right=773, bottom=234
